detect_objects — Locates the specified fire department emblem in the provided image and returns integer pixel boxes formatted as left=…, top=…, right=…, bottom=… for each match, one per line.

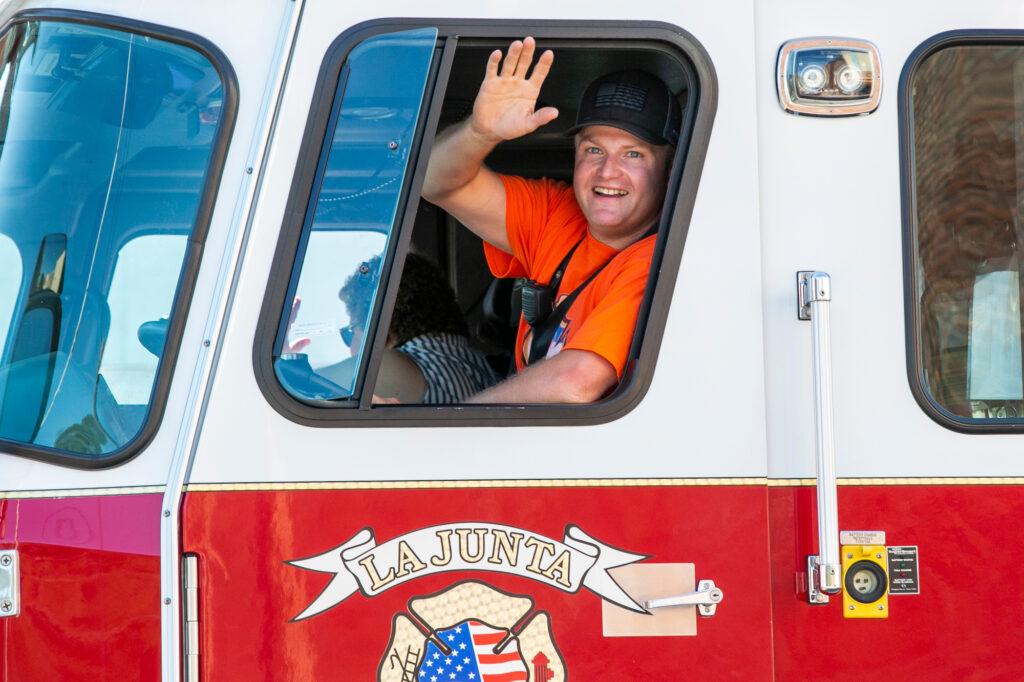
left=379, top=580, right=565, bottom=682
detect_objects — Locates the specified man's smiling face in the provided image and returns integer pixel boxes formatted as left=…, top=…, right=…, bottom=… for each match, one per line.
left=572, top=125, right=672, bottom=247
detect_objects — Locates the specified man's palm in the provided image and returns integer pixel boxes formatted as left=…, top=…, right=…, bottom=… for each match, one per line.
left=471, top=38, right=558, bottom=142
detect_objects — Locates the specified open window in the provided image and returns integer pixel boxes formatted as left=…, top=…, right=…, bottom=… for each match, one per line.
left=256, top=20, right=715, bottom=425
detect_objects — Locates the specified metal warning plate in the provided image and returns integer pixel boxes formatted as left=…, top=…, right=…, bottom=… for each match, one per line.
left=887, top=546, right=919, bottom=595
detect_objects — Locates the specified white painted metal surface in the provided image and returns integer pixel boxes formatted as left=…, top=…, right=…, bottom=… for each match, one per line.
left=188, top=0, right=769, bottom=485
left=0, top=0, right=1022, bottom=519
left=754, top=0, right=1024, bottom=479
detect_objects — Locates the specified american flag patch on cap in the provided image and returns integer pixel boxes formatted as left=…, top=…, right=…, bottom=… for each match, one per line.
left=594, top=82, right=647, bottom=111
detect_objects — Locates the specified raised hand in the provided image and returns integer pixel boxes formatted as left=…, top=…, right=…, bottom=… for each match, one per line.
left=283, top=297, right=311, bottom=354
left=470, top=37, right=558, bottom=143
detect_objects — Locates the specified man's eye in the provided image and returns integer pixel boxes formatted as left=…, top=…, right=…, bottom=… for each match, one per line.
left=586, top=146, right=602, bottom=154
left=625, top=150, right=642, bottom=158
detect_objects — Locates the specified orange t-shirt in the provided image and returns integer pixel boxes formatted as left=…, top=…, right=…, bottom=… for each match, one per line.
left=483, top=175, right=655, bottom=378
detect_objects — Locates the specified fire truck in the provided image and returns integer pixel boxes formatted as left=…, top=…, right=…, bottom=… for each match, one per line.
left=0, top=0, right=1021, bottom=679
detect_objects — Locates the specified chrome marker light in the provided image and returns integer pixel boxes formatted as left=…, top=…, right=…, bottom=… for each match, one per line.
left=777, top=38, right=881, bottom=116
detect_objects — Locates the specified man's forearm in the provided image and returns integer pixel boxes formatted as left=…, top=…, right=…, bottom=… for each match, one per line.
left=465, top=349, right=617, bottom=404
left=421, top=121, right=500, bottom=202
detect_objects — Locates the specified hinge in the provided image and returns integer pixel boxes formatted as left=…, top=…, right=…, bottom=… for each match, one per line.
left=0, top=550, right=19, bottom=617
left=182, top=554, right=200, bottom=681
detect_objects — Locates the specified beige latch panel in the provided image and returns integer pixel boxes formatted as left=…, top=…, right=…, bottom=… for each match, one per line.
left=602, top=563, right=696, bottom=637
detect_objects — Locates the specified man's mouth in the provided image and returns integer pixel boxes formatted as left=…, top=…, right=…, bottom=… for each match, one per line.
left=593, top=186, right=628, bottom=197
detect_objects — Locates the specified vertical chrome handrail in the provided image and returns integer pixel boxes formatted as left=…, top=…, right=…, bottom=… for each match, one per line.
left=160, top=2, right=305, bottom=679
left=798, top=271, right=841, bottom=600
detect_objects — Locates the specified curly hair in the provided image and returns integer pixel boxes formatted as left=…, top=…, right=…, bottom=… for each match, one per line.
left=338, top=253, right=468, bottom=346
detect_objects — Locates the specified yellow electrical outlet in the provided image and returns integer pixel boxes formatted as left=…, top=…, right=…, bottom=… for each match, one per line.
left=841, top=544, right=888, bottom=619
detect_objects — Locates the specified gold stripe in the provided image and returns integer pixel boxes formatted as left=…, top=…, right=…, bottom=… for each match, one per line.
left=187, top=476, right=1024, bottom=492
left=843, top=476, right=1024, bottom=486
left=5, top=477, right=1021, bottom=499
left=0, top=485, right=165, bottom=499
left=185, top=478, right=766, bottom=492
left=769, top=477, right=1024, bottom=486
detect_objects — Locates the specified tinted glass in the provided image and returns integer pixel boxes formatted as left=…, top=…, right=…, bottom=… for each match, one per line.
left=0, top=20, right=224, bottom=456
left=275, top=28, right=436, bottom=402
left=912, top=44, right=1024, bottom=420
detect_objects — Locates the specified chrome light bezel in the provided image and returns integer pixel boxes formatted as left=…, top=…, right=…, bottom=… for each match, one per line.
left=777, top=37, right=882, bottom=116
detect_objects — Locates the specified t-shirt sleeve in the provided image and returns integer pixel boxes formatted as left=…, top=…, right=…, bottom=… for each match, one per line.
left=562, top=253, right=652, bottom=379
left=483, top=175, right=568, bottom=279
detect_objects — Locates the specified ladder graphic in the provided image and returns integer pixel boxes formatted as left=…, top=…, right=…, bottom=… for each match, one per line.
left=389, top=645, right=422, bottom=682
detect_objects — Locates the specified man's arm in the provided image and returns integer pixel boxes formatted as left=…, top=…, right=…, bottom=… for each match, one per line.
left=465, top=349, right=617, bottom=404
left=421, top=37, right=557, bottom=253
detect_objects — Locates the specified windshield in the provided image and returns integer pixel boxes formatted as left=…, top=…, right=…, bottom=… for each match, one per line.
left=0, top=20, right=224, bottom=458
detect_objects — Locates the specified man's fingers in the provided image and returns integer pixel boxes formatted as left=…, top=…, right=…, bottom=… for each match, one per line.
left=528, top=49, right=554, bottom=86
left=500, top=40, right=523, bottom=77
left=484, top=49, right=501, bottom=79
left=531, top=106, right=559, bottom=128
left=514, top=37, right=536, bottom=79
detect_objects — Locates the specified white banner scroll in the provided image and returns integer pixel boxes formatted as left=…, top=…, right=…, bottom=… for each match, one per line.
left=289, top=523, right=648, bottom=621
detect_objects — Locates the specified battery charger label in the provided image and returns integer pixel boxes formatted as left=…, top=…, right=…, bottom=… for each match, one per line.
left=887, top=546, right=920, bottom=595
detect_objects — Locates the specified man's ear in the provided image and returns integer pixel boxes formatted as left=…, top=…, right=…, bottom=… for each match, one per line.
left=663, top=144, right=676, bottom=171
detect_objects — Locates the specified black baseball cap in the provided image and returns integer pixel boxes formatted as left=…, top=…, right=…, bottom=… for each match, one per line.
left=567, top=70, right=681, bottom=147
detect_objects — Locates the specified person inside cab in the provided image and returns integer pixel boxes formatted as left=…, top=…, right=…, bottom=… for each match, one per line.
left=289, top=253, right=498, bottom=404
left=422, top=37, right=681, bottom=403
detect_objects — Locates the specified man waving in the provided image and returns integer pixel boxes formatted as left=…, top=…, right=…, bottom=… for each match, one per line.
left=422, top=37, right=681, bottom=403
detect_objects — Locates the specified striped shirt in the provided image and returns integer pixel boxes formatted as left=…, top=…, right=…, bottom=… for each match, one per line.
left=396, top=333, right=499, bottom=404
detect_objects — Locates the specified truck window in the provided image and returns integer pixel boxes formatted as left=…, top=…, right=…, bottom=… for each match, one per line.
left=0, top=234, right=20, bottom=359
left=271, top=27, right=436, bottom=402
left=908, top=39, right=1024, bottom=427
left=258, top=22, right=708, bottom=423
left=99, top=233, right=188, bottom=407
left=0, top=18, right=231, bottom=462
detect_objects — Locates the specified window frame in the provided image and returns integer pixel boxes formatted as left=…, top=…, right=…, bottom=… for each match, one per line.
left=0, top=9, right=239, bottom=467
left=900, top=29, right=1024, bottom=433
left=254, top=18, right=717, bottom=427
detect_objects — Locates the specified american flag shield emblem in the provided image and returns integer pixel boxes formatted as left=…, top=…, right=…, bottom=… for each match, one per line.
left=417, top=620, right=526, bottom=682
left=378, top=581, right=565, bottom=682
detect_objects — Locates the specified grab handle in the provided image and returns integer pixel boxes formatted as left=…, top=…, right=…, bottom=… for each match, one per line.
left=798, top=271, right=841, bottom=602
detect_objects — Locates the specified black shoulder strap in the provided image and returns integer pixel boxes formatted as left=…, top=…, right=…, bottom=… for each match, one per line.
left=547, top=237, right=585, bottom=297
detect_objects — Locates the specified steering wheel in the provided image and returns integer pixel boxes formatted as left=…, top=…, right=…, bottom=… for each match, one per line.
left=274, top=353, right=352, bottom=401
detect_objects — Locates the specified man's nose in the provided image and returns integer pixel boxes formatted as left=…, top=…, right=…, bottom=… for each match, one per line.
left=596, top=156, right=622, bottom=179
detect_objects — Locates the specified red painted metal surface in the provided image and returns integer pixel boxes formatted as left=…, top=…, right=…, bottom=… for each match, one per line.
left=0, top=494, right=161, bottom=682
left=769, top=485, right=1024, bottom=681
left=183, top=485, right=774, bottom=680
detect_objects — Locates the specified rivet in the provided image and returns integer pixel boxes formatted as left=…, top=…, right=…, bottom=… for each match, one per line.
left=164, top=597, right=172, bottom=605
left=877, top=604, right=885, bottom=611
left=1, top=600, right=11, bottom=612
left=0, top=555, right=10, bottom=567
left=246, top=166, right=253, bottom=174
left=203, top=339, right=211, bottom=347
left=163, top=510, right=171, bottom=518
left=848, top=604, right=855, bottom=611
left=846, top=553, right=854, bottom=559
left=388, top=140, right=399, bottom=151
left=876, top=553, right=883, bottom=559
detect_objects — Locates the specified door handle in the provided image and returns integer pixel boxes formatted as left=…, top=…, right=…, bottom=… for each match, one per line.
left=642, top=579, right=724, bottom=617
left=798, top=271, right=842, bottom=603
